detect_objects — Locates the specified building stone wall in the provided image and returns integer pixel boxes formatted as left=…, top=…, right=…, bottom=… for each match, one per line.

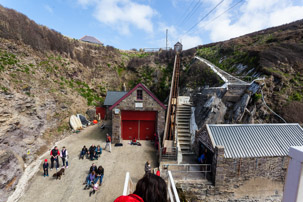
left=111, top=86, right=165, bottom=143
left=213, top=145, right=289, bottom=187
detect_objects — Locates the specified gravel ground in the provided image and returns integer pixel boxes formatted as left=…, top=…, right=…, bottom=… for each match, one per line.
left=18, top=124, right=157, bottom=202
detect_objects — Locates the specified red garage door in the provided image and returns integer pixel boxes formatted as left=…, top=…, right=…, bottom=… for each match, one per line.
left=122, top=121, right=138, bottom=140
left=121, top=111, right=156, bottom=140
left=140, top=121, right=155, bottom=140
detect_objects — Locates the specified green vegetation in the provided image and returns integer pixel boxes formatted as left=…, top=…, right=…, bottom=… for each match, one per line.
left=289, top=92, right=303, bottom=101
left=196, top=46, right=259, bottom=76
left=0, top=50, right=18, bottom=71
left=253, top=93, right=262, bottom=102
left=74, top=80, right=105, bottom=106
left=120, top=51, right=151, bottom=58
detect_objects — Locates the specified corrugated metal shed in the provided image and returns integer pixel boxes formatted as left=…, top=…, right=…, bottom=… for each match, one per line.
left=207, top=124, right=303, bottom=158
left=104, top=91, right=127, bottom=106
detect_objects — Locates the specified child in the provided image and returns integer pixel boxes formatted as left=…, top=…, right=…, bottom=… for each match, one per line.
left=43, top=159, right=49, bottom=177
left=89, top=181, right=99, bottom=197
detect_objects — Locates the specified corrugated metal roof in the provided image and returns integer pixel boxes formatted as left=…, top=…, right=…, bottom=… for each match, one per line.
left=104, top=91, right=127, bottom=106
left=207, top=124, right=303, bottom=158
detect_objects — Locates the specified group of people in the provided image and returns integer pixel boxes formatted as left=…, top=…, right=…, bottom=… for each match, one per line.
left=43, top=146, right=69, bottom=177
left=80, top=144, right=102, bottom=160
left=83, top=163, right=105, bottom=196
left=79, top=133, right=112, bottom=160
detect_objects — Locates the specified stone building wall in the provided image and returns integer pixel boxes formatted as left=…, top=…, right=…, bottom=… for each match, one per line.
left=111, top=86, right=165, bottom=143
left=213, top=145, right=289, bottom=187
left=176, top=145, right=289, bottom=201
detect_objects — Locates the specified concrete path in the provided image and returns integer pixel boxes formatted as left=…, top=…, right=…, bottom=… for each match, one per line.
left=18, top=124, right=157, bottom=202
left=195, top=56, right=250, bottom=85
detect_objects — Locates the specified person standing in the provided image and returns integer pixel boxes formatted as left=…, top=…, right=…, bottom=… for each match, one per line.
left=50, top=146, right=60, bottom=170
left=145, top=161, right=151, bottom=174
left=61, top=146, right=69, bottom=168
left=105, top=133, right=111, bottom=153
left=43, top=159, right=49, bottom=177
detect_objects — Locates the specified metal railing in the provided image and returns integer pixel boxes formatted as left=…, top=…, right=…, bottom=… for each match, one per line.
left=160, top=147, right=178, bottom=161
left=162, top=164, right=212, bottom=180
left=167, top=171, right=181, bottom=202
left=123, top=172, right=134, bottom=196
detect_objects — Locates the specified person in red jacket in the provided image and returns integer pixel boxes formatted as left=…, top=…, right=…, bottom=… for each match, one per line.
left=50, top=146, right=60, bottom=170
left=114, top=173, right=167, bottom=202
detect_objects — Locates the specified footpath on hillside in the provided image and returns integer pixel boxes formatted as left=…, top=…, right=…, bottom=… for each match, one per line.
left=18, top=123, right=157, bottom=202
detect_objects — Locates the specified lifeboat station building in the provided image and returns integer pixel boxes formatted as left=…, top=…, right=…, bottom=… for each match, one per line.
left=108, top=83, right=166, bottom=143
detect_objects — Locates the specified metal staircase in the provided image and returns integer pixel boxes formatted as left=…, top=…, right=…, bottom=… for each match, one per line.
left=177, top=102, right=192, bottom=154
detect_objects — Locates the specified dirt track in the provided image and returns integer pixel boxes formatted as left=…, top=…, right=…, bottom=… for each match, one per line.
left=18, top=124, right=157, bottom=202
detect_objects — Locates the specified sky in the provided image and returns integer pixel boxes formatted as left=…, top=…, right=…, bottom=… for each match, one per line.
left=0, top=0, right=303, bottom=50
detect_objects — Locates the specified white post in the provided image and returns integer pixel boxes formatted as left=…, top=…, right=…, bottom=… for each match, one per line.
left=123, top=172, right=130, bottom=196
left=283, top=146, right=303, bottom=202
left=168, top=171, right=180, bottom=202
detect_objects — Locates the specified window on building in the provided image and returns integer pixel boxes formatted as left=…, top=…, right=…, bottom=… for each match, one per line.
left=137, top=90, right=143, bottom=100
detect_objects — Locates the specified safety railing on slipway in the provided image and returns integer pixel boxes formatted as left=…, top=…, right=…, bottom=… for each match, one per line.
left=122, top=171, right=180, bottom=202
left=161, top=164, right=212, bottom=180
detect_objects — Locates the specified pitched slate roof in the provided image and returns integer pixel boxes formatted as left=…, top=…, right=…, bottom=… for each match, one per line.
left=109, top=83, right=166, bottom=110
left=80, top=35, right=102, bottom=45
left=207, top=123, right=303, bottom=158
left=104, top=91, right=128, bottom=106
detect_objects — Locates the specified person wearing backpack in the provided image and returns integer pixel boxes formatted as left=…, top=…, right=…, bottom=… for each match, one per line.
left=105, top=133, right=111, bottom=153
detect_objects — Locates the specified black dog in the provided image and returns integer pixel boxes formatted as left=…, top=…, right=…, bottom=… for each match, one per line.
left=53, top=168, right=65, bottom=180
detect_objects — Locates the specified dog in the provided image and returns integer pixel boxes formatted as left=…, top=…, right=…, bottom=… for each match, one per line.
left=52, top=168, right=65, bottom=180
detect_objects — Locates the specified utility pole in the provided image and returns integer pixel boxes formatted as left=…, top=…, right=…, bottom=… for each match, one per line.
left=166, top=29, right=168, bottom=51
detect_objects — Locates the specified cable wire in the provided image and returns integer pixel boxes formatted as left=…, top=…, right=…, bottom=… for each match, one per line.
left=203, top=0, right=245, bottom=28
left=179, top=0, right=202, bottom=27
left=261, top=89, right=287, bottom=123
left=183, top=0, right=224, bottom=35
left=176, top=0, right=195, bottom=25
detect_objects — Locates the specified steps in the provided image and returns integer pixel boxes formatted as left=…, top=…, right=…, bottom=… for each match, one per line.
left=176, top=104, right=193, bottom=154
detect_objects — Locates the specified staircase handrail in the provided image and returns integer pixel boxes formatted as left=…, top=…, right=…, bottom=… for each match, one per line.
left=167, top=171, right=181, bottom=202
left=123, top=172, right=134, bottom=196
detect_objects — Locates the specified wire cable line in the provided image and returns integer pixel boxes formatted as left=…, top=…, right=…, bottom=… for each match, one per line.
left=176, top=0, right=195, bottom=24
left=183, top=0, right=224, bottom=35
left=203, top=0, right=245, bottom=28
left=179, top=0, right=203, bottom=27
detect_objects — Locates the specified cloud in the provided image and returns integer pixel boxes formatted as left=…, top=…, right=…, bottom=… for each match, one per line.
left=199, top=0, right=303, bottom=42
left=44, top=5, right=53, bottom=14
left=181, top=35, right=203, bottom=50
left=77, top=0, right=156, bottom=35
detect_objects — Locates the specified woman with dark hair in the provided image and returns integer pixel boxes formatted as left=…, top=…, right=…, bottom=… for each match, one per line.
left=114, top=173, right=167, bottom=202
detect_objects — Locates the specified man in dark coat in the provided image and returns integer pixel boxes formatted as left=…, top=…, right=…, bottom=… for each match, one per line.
left=50, top=146, right=60, bottom=170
